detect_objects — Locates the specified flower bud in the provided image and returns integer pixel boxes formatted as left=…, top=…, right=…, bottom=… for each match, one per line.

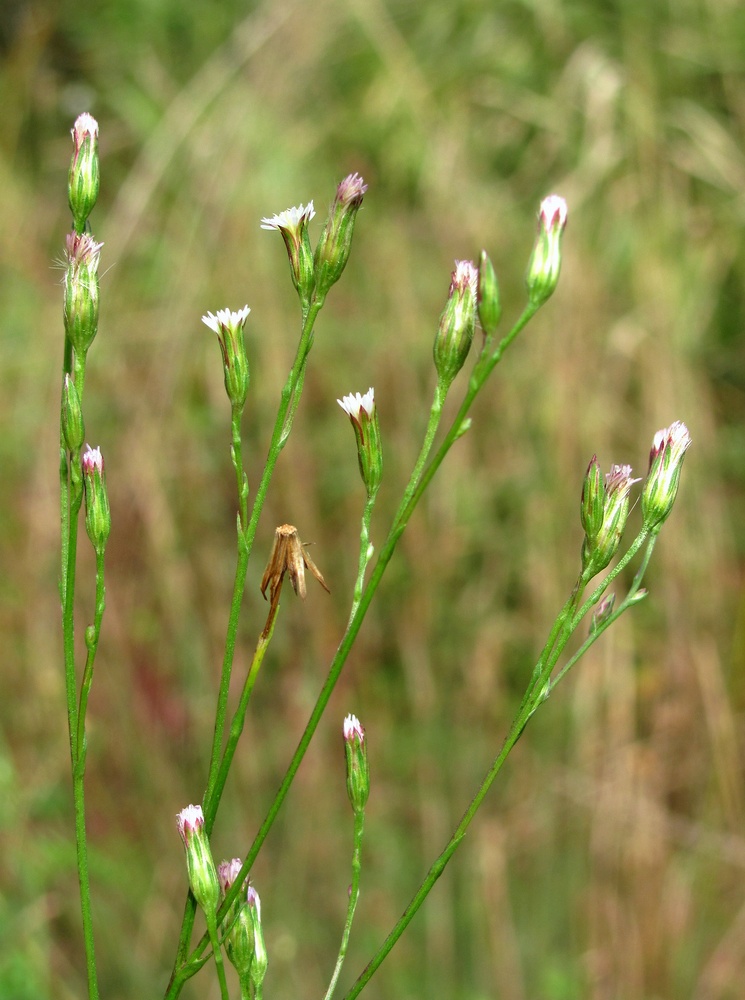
left=337, top=388, right=383, bottom=498
left=313, top=172, right=367, bottom=300
left=641, top=421, right=691, bottom=532
left=433, top=260, right=478, bottom=388
left=581, top=464, right=640, bottom=578
left=590, top=593, right=616, bottom=635
left=247, top=886, right=268, bottom=990
left=218, top=859, right=254, bottom=978
left=68, top=113, right=100, bottom=232
left=477, top=250, right=501, bottom=339
left=176, top=804, right=220, bottom=920
left=63, top=232, right=103, bottom=358
left=525, top=194, right=567, bottom=307
left=343, top=714, right=370, bottom=815
left=61, top=374, right=85, bottom=453
left=201, top=306, right=251, bottom=412
left=260, top=201, right=316, bottom=305
left=82, top=445, right=111, bottom=555
left=580, top=455, right=604, bottom=542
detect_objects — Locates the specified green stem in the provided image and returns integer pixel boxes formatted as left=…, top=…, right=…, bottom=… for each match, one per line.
left=348, top=491, right=378, bottom=625
left=166, top=307, right=541, bottom=996
left=324, top=809, right=365, bottom=1000
left=341, top=531, right=655, bottom=997
left=76, top=550, right=106, bottom=763
left=167, top=299, right=324, bottom=987
left=206, top=915, right=230, bottom=1000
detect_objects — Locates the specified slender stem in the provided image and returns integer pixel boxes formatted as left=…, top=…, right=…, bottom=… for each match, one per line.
left=341, top=529, right=655, bottom=997
left=324, top=809, right=365, bottom=1000
left=206, top=916, right=230, bottom=1000
left=165, top=303, right=543, bottom=997
left=76, top=550, right=106, bottom=763
left=348, top=492, right=378, bottom=625
left=167, top=299, right=325, bottom=989
left=73, top=762, right=99, bottom=1000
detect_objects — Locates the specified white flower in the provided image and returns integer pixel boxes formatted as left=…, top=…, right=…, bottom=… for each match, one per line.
left=337, top=388, right=375, bottom=420
left=201, top=305, right=250, bottom=334
left=260, top=201, right=315, bottom=231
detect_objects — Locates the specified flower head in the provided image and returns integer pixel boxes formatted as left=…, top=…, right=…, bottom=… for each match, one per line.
left=260, top=524, right=330, bottom=615
left=176, top=804, right=220, bottom=919
left=82, top=444, right=110, bottom=554
left=525, top=194, right=568, bottom=307
left=433, top=259, right=478, bottom=388
left=313, top=173, right=368, bottom=300
left=343, top=714, right=370, bottom=814
left=581, top=462, right=640, bottom=578
left=261, top=202, right=316, bottom=303
left=642, top=421, right=691, bottom=532
left=337, top=388, right=382, bottom=497
left=69, top=113, right=99, bottom=231
left=201, top=306, right=251, bottom=411
left=63, top=232, right=103, bottom=357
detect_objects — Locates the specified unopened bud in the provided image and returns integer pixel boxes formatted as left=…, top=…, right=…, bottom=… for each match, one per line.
left=477, top=250, right=501, bottom=339
left=82, top=445, right=111, bottom=555
left=433, top=260, right=478, bottom=388
left=343, top=714, right=370, bottom=815
left=525, top=194, right=567, bottom=307
left=247, top=886, right=268, bottom=990
left=61, top=374, right=85, bottom=452
left=260, top=201, right=316, bottom=305
left=337, top=388, right=383, bottom=498
left=581, top=463, right=639, bottom=578
left=313, top=172, right=367, bottom=300
left=218, top=858, right=254, bottom=978
left=641, top=421, right=691, bottom=533
left=201, top=306, right=251, bottom=412
left=68, top=113, right=100, bottom=232
left=176, top=804, right=220, bottom=920
left=63, top=232, right=103, bottom=358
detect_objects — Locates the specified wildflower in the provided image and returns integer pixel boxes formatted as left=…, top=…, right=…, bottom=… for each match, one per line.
left=581, top=463, right=640, bottom=578
left=337, top=388, right=383, bottom=497
left=201, top=306, right=251, bottom=411
left=525, top=194, right=567, bottom=307
left=63, top=232, right=103, bottom=358
left=176, top=804, right=220, bottom=920
left=218, top=858, right=254, bottom=978
left=343, top=714, right=370, bottom=815
left=314, top=172, right=367, bottom=300
left=641, top=421, right=691, bottom=532
left=433, top=259, right=478, bottom=388
left=68, top=113, right=99, bottom=232
left=261, top=201, right=315, bottom=303
left=82, top=444, right=111, bottom=555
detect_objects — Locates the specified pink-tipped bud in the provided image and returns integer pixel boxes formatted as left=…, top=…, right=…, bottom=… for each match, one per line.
left=313, top=172, right=368, bottom=301
left=68, top=113, right=100, bottom=233
left=641, top=421, right=691, bottom=533
left=343, top=714, right=370, bottom=815
left=218, top=858, right=254, bottom=978
left=201, top=306, right=251, bottom=412
left=525, top=194, right=567, bottom=307
left=581, top=463, right=640, bottom=579
left=176, top=804, right=220, bottom=920
left=433, top=260, right=478, bottom=388
left=337, top=387, right=383, bottom=498
left=63, top=232, right=103, bottom=358
left=261, top=201, right=316, bottom=305
left=82, top=444, right=111, bottom=555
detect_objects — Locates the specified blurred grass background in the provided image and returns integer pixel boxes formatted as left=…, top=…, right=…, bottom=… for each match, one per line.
left=1, top=0, right=744, bottom=997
